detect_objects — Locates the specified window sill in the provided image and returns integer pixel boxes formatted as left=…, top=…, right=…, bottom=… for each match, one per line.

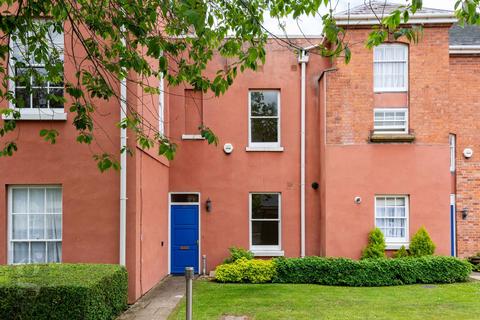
left=181, top=134, right=204, bottom=140
left=386, top=243, right=409, bottom=250
left=370, top=133, right=415, bottom=143
left=246, top=146, right=284, bottom=152
left=2, top=109, right=67, bottom=121
left=251, top=250, right=284, bottom=257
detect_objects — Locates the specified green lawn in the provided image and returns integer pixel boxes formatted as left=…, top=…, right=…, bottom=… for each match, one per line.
left=169, top=280, right=480, bottom=320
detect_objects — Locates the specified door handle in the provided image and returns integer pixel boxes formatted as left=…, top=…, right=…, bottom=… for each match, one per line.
left=180, top=246, right=190, bottom=250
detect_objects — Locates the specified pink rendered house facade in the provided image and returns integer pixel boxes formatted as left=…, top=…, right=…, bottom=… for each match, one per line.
left=1, top=2, right=480, bottom=301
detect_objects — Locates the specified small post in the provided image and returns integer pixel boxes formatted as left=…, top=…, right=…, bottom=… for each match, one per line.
left=185, top=267, right=194, bottom=320
left=202, top=255, right=207, bottom=275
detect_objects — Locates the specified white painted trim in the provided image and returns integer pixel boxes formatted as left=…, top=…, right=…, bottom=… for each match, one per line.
left=159, top=74, right=165, bottom=135
left=181, top=134, right=205, bottom=140
left=374, top=195, right=410, bottom=246
left=449, top=45, right=480, bottom=54
left=248, top=90, right=281, bottom=149
left=168, top=192, right=201, bottom=274
left=249, top=193, right=282, bottom=253
left=335, top=13, right=456, bottom=26
left=245, top=146, right=284, bottom=152
left=373, top=108, right=409, bottom=134
left=449, top=134, right=456, bottom=172
left=2, top=109, right=67, bottom=121
left=252, top=250, right=285, bottom=257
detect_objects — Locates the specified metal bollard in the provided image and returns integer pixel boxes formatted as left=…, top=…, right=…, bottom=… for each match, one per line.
left=185, top=267, right=194, bottom=320
left=202, top=255, right=207, bottom=275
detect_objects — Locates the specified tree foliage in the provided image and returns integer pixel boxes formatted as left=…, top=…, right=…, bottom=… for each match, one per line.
left=0, top=0, right=476, bottom=170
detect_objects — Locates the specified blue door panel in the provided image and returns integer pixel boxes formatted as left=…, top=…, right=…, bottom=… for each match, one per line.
left=171, top=205, right=199, bottom=274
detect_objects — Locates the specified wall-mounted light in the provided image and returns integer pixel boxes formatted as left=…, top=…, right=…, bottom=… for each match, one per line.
left=462, top=208, right=468, bottom=220
left=311, top=182, right=319, bottom=190
left=206, top=198, right=212, bottom=212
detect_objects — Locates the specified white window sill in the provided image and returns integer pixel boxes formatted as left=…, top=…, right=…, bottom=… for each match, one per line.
left=386, top=243, right=409, bottom=250
left=251, top=250, right=284, bottom=257
left=2, top=109, right=67, bottom=121
left=374, top=89, right=408, bottom=93
left=181, top=134, right=204, bottom=140
left=246, top=146, right=284, bottom=152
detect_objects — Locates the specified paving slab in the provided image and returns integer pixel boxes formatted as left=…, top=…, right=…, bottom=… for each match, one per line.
left=117, top=276, right=185, bottom=320
left=470, top=272, right=480, bottom=281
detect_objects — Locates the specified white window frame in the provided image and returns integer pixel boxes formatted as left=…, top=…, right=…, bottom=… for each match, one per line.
left=247, top=90, right=282, bottom=151
left=5, top=23, right=67, bottom=121
left=249, top=192, right=283, bottom=256
left=375, top=195, right=409, bottom=249
left=8, top=185, right=63, bottom=264
left=373, top=108, right=408, bottom=134
left=159, top=74, right=165, bottom=135
left=373, top=44, right=408, bottom=92
left=449, top=134, right=456, bottom=173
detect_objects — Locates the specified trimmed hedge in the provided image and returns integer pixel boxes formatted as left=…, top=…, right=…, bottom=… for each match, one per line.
left=0, top=263, right=128, bottom=320
left=216, top=258, right=276, bottom=283
left=273, top=256, right=471, bottom=286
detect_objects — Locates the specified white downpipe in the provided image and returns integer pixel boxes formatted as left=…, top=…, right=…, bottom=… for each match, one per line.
left=119, top=34, right=127, bottom=267
left=299, top=50, right=309, bottom=258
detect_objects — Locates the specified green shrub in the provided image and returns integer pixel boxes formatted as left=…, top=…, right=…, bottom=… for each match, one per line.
left=410, top=227, right=436, bottom=257
left=0, top=263, right=128, bottom=320
left=361, top=228, right=386, bottom=259
left=273, top=256, right=471, bottom=286
left=215, top=258, right=276, bottom=283
left=223, top=247, right=254, bottom=264
left=393, top=245, right=409, bottom=258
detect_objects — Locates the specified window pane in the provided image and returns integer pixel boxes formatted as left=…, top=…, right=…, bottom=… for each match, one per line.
left=252, top=194, right=279, bottom=219
left=252, top=221, right=279, bottom=246
left=13, top=242, right=29, bottom=264
left=251, top=118, right=278, bottom=143
left=32, top=67, right=47, bottom=86
left=29, top=189, right=45, bottom=213
left=31, top=242, right=46, bottom=263
left=47, top=242, right=62, bottom=263
left=12, top=188, right=28, bottom=213
left=32, top=88, right=49, bottom=108
left=46, top=188, right=62, bottom=213
left=14, top=88, right=30, bottom=109
left=12, top=215, right=28, bottom=239
left=250, top=91, right=278, bottom=116
left=46, top=215, right=62, bottom=240
left=171, top=194, right=199, bottom=203
left=29, top=214, right=45, bottom=240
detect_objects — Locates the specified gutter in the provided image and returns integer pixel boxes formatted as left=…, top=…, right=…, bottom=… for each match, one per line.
left=298, top=49, right=309, bottom=258
left=335, top=13, right=456, bottom=26
left=449, top=45, right=480, bottom=54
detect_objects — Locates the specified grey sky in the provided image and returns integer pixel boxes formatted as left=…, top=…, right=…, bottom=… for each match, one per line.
left=263, top=0, right=457, bottom=36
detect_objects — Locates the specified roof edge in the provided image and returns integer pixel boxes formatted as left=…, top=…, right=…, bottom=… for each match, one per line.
left=335, top=13, right=456, bottom=26
left=449, top=45, right=480, bottom=54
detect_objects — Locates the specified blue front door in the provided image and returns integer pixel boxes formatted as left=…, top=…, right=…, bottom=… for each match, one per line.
left=171, top=205, right=199, bottom=274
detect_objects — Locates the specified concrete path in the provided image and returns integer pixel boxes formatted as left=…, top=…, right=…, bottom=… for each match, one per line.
left=470, top=272, right=480, bottom=281
left=117, top=276, right=185, bottom=320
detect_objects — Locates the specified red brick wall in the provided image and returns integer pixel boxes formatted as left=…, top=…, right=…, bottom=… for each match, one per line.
left=449, top=55, right=480, bottom=257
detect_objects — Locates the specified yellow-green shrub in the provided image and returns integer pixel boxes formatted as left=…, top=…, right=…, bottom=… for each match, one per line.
left=215, top=258, right=276, bottom=283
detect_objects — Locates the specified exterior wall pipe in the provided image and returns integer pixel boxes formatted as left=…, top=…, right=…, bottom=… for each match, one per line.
left=298, top=50, right=309, bottom=257
left=119, top=32, right=127, bottom=267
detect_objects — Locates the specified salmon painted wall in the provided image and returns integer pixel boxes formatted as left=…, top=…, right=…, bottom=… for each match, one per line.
left=323, top=144, right=451, bottom=258
left=169, top=40, right=327, bottom=270
left=322, top=25, right=454, bottom=257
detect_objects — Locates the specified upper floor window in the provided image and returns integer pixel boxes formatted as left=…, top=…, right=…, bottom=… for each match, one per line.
left=8, top=186, right=62, bottom=264
left=248, top=90, right=281, bottom=150
left=374, top=44, right=408, bottom=92
left=8, top=22, right=66, bottom=120
left=374, top=108, right=408, bottom=134
left=375, top=195, right=409, bottom=248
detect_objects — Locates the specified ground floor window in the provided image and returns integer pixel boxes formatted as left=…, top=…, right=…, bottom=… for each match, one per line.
left=375, top=195, right=409, bottom=247
left=8, top=186, right=62, bottom=264
left=250, top=193, right=281, bottom=253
